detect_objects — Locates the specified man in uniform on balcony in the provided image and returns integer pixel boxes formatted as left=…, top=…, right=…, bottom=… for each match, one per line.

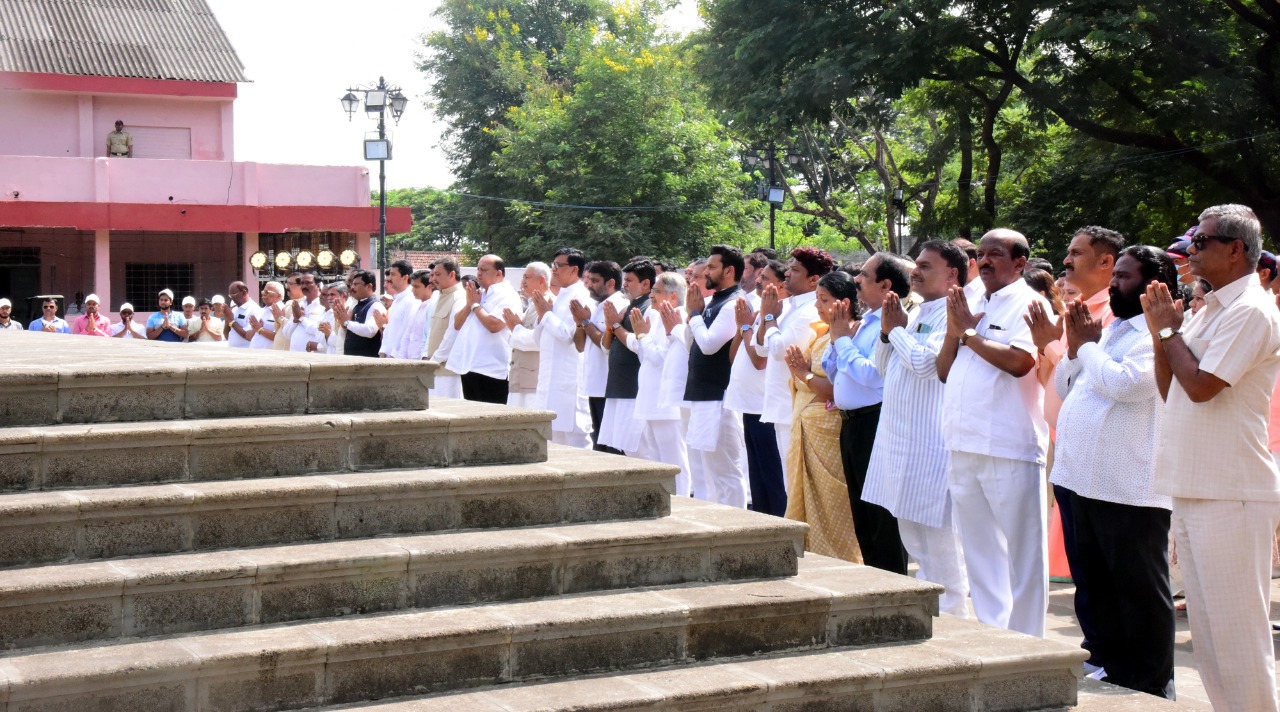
left=107, top=120, right=132, bottom=158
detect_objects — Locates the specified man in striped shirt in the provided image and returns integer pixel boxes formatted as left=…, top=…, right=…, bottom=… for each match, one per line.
left=864, top=240, right=971, bottom=616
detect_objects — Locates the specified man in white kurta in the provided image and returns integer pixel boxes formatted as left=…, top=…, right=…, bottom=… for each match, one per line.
left=379, top=260, right=420, bottom=358
left=939, top=229, right=1050, bottom=638
left=532, top=249, right=594, bottom=447
left=283, top=274, right=327, bottom=352
left=504, top=262, right=551, bottom=409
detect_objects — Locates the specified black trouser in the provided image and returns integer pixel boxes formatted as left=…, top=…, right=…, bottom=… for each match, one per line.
left=1069, top=492, right=1174, bottom=698
left=589, top=396, right=622, bottom=454
left=1055, top=483, right=1099, bottom=663
left=743, top=412, right=786, bottom=517
left=461, top=371, right=509, bottom=405
left=840, top=403, right=907, bottom=575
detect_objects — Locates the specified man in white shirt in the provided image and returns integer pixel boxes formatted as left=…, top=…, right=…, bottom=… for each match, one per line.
left=571, top=261, right=628, bottom=453
left=248, top=282, right=284, bottom=349
left=309, top=283, right=347, bottom=354
left=450, top=254, right=522, bottom=404
left=0, top=298, right=21, bottom=331
left=225, top=281, right=259, bottom=348
left=424, top=259, right=465, bottom=398
left=1147, top=205, right=1280, bottom=711
left=402, top=269, right=436, bottom=364
left=684, top=245, right=748, bottom=507
left=513, top=248, right=594, bottom=446
left=1052, top=245, right=1177, bottom=698
left=938, top=228, right=1051, bottom=637
left=379, top=259, right=419, bottom=358
left=728, top=256, right=785, bottom=516
left=281, top=272, right=326, bottom=352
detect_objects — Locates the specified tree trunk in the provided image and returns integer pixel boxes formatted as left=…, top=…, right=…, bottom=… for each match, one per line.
left=957, top=109, right=974, bottom=239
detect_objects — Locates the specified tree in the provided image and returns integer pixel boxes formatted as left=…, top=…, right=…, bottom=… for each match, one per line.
left=374, top=188, right=481, bottom=253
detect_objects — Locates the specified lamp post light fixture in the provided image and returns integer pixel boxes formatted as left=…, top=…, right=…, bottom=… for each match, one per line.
left=744, top=142, right=802, bottom=250
left=340, top=76, right=409, bottom=285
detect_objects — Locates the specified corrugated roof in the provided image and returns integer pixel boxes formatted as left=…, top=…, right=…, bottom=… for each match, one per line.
left=0, top=0, right=247, bottom=83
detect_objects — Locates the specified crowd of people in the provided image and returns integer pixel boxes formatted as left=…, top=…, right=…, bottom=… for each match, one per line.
left=2, top=204, right=1279, bottom=709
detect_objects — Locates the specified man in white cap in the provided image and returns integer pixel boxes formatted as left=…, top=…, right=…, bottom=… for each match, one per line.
left=111, top=304, right=145, bottom=338
left=0, top=299, right=23, bottom=330
left=29, top=297, right=70, bottom=333
left=210, top=294, right=229, bottom=338
left=71, top=294, right=111, bottom=336
left=147, top=289, right=188, bottom=342
left=181, top=296, right=196, bottom=323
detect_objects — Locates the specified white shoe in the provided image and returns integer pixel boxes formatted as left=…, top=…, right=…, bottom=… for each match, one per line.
left=1086, top=667, right=1108, bottom=681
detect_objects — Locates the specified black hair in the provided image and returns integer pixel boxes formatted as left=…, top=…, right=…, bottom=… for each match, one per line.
left=1120, top=244, right=1179, bottom=296
left=1075, top=225, right=1126, bottom=258
left=1026, top=257, right=1054, bottom=274
left=197, top=297, right=212, bottom=308
left=873, top=253, right=914, bottom=298
left=708, top=244, right=745, bottom=283
left=951, top=238, right=978, bottom=262
left=586, top=260, right=623, bottom=289
left=750, top=246, right=778, bottom=260
left=434, top=257, right=460, bottom=276
left=818, top=270, right=859, bottom=314
left=387, top=260, right=413, bottom=278
left=919, top=240, right=969, bottom=285
left=764, top=259, right=788, bottom=282
left=350, top=269, right=376, bottom=287
left=411, top=269, right=432, bottom=287
left=555, top=247, right=586, bottom=277
left=490, top=256, right=506, bottom=275
left=622, top=258, right=656, bottom=288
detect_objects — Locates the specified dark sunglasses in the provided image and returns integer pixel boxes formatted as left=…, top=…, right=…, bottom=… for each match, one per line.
left=1190, top=233, right=1241, bottom=251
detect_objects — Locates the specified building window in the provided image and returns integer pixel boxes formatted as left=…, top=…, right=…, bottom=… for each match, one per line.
left=125, top=263, right=193, bottom=312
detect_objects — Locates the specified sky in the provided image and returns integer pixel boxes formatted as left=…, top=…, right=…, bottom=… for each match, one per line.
left=205, top=0, right=702, bottom=191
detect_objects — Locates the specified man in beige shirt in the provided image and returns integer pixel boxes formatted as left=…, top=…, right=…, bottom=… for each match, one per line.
left=106, top=120, right=132, bottom=157
left=424, top=257, right=465, bottom=399
left=1145, top=203, right=1280, bottom=711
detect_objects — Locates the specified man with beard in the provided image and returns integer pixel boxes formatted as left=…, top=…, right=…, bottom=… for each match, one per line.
left=147, top=289, right=189, bottom=342
left=939, top=228, right=1051, bottom=637
left=335, top=270, right=386, bottom=358
left=0, top=299, right=21, bottom=330
left=71, top=294, right=111, bottom=336
left=572, top=261, right=628, bottom=453
left=1051, top=245, right=1178, bottom=698
left=685, top=245, right=748, bottom=507
left=1024, top=225, right=1121, bottom=670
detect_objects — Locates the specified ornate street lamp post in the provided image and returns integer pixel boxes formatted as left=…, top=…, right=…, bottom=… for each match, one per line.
left=340, top=77, right=409, bottom=283
left=744, top=142, right=802, bottom=250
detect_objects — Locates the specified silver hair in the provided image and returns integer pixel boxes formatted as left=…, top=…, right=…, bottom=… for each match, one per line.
left=655, top=272, right=687, bottom=307
left=325, top=281, right=348, bottom=294
left=263, top=281, right=284, bottom=296
left=1199, top=204, right=1262, bottom=266
left=524, top=261, right=552, bottom=283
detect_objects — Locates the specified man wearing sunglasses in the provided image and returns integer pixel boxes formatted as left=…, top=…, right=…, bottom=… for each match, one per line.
left=29, top=298, right=70, bottom=334
left=1144, top=204, right=1280, bottom=711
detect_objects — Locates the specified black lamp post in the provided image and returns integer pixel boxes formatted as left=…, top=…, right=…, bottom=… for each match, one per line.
left=340, top=77, right=408, bottom=285
left=745, top=142, right=802, bottom=250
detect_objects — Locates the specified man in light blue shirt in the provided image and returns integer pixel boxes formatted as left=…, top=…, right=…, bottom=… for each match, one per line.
left=29, top=297, right=70, bottom=333
left=825, top=253, right=913, bottom=574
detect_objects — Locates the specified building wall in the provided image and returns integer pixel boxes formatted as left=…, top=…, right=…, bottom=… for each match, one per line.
left=0, top=88, right=231, bottom=160
left=107, top=231, right=239, bottom=307
left=0, top=228, right=94, bottom=300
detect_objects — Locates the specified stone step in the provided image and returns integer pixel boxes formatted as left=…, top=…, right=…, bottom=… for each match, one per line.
left=0, top=398, right=551, bottom=493
left=0, top=556, right=941, bottom=712
left=311, top=616, right=1086, bottom=712
left=0, top=447, right=674, bottom=567
left=0, top=498, right=806, bottom=650
left=0, top=331, right=436, bottom=427
left=1067, top=678, right=1187, bottom=710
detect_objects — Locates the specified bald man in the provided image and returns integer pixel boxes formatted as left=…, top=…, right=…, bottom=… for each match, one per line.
left=450, top=254, right=522, bottom=403
left=938, top=228, right=1052, bottom=637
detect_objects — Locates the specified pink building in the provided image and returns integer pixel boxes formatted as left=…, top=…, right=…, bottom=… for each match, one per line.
left=0, top=0, right=409, bottom=323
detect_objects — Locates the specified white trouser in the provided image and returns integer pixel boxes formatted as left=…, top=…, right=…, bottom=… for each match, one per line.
left=899, top=504, right=970, bottom=618
left=507, top=391, right=540, bottom=408
left=688, top=406, right=747, bottom=508
left=772, top=420, right=792, bottom=495
left=634, top=420, right=691, bottom=496
left=551, top=430, right=592, bottom=449
left=431, top=373, right=462, bottom=400
left=948, top=451, right=1046, bottom=637
left=1174, top=497, right=1280, bottom=712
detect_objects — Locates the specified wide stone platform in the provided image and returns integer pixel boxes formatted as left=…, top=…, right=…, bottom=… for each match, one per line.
left=0, top=335, right=1164, bottom=711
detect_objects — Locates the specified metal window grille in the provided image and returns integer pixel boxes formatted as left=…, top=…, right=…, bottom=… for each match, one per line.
left=125, top=263, right=194, bottom=312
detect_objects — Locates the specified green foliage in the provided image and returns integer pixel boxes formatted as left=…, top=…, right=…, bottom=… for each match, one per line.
left=373, top=188, right=483, bottom=254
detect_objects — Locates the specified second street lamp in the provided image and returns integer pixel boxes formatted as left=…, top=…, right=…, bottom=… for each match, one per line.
left=745, top=142, right=802, bottom=250
left=340, top=76, right=408, bottom=286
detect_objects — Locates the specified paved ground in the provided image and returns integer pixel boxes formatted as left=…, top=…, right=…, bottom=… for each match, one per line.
left=1040, top=569, right=1280, bottom=709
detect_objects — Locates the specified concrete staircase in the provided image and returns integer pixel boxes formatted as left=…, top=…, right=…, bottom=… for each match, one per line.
left=0, top=332, right=1104, bottom=711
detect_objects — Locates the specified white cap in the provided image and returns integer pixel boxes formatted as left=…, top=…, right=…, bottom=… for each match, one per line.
left=158, top=289, right=174, bottom=299
left=85, top=293, right=100, bottom=304
left=0, top=298, right=11, bottom=308
left=181, top=296, right=196, bottom=306
left=119, top=303, right=134, bottom=312
left=211, top=295, right=225, bottom=305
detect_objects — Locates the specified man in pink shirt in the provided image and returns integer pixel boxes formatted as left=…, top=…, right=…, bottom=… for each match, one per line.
left=71, top=294, right=111, bottom=336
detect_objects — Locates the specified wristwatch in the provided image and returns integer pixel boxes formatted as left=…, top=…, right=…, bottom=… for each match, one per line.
left=1158, top=327, right=1179, bottom=342
left=470, top=303, right=481, bottom=312
left=580, top=319, right=592, bottom=328
left=960, top=328, right=978, bottom=345
left=740, top=324, right=752, bottom=334
left=763, top=314, right=776, bottom=323
left=803, top=372, right=815, bottom=384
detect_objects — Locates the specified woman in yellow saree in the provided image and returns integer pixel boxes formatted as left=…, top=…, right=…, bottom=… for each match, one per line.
left=782, top=269, right=863, bottom=563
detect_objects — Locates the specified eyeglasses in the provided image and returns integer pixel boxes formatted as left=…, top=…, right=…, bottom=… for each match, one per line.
left=42, top=305, right=56, bottom=310
left=1190, top=233, right=1241, bottom=251
left=553, top=261, right=570, bottom=269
